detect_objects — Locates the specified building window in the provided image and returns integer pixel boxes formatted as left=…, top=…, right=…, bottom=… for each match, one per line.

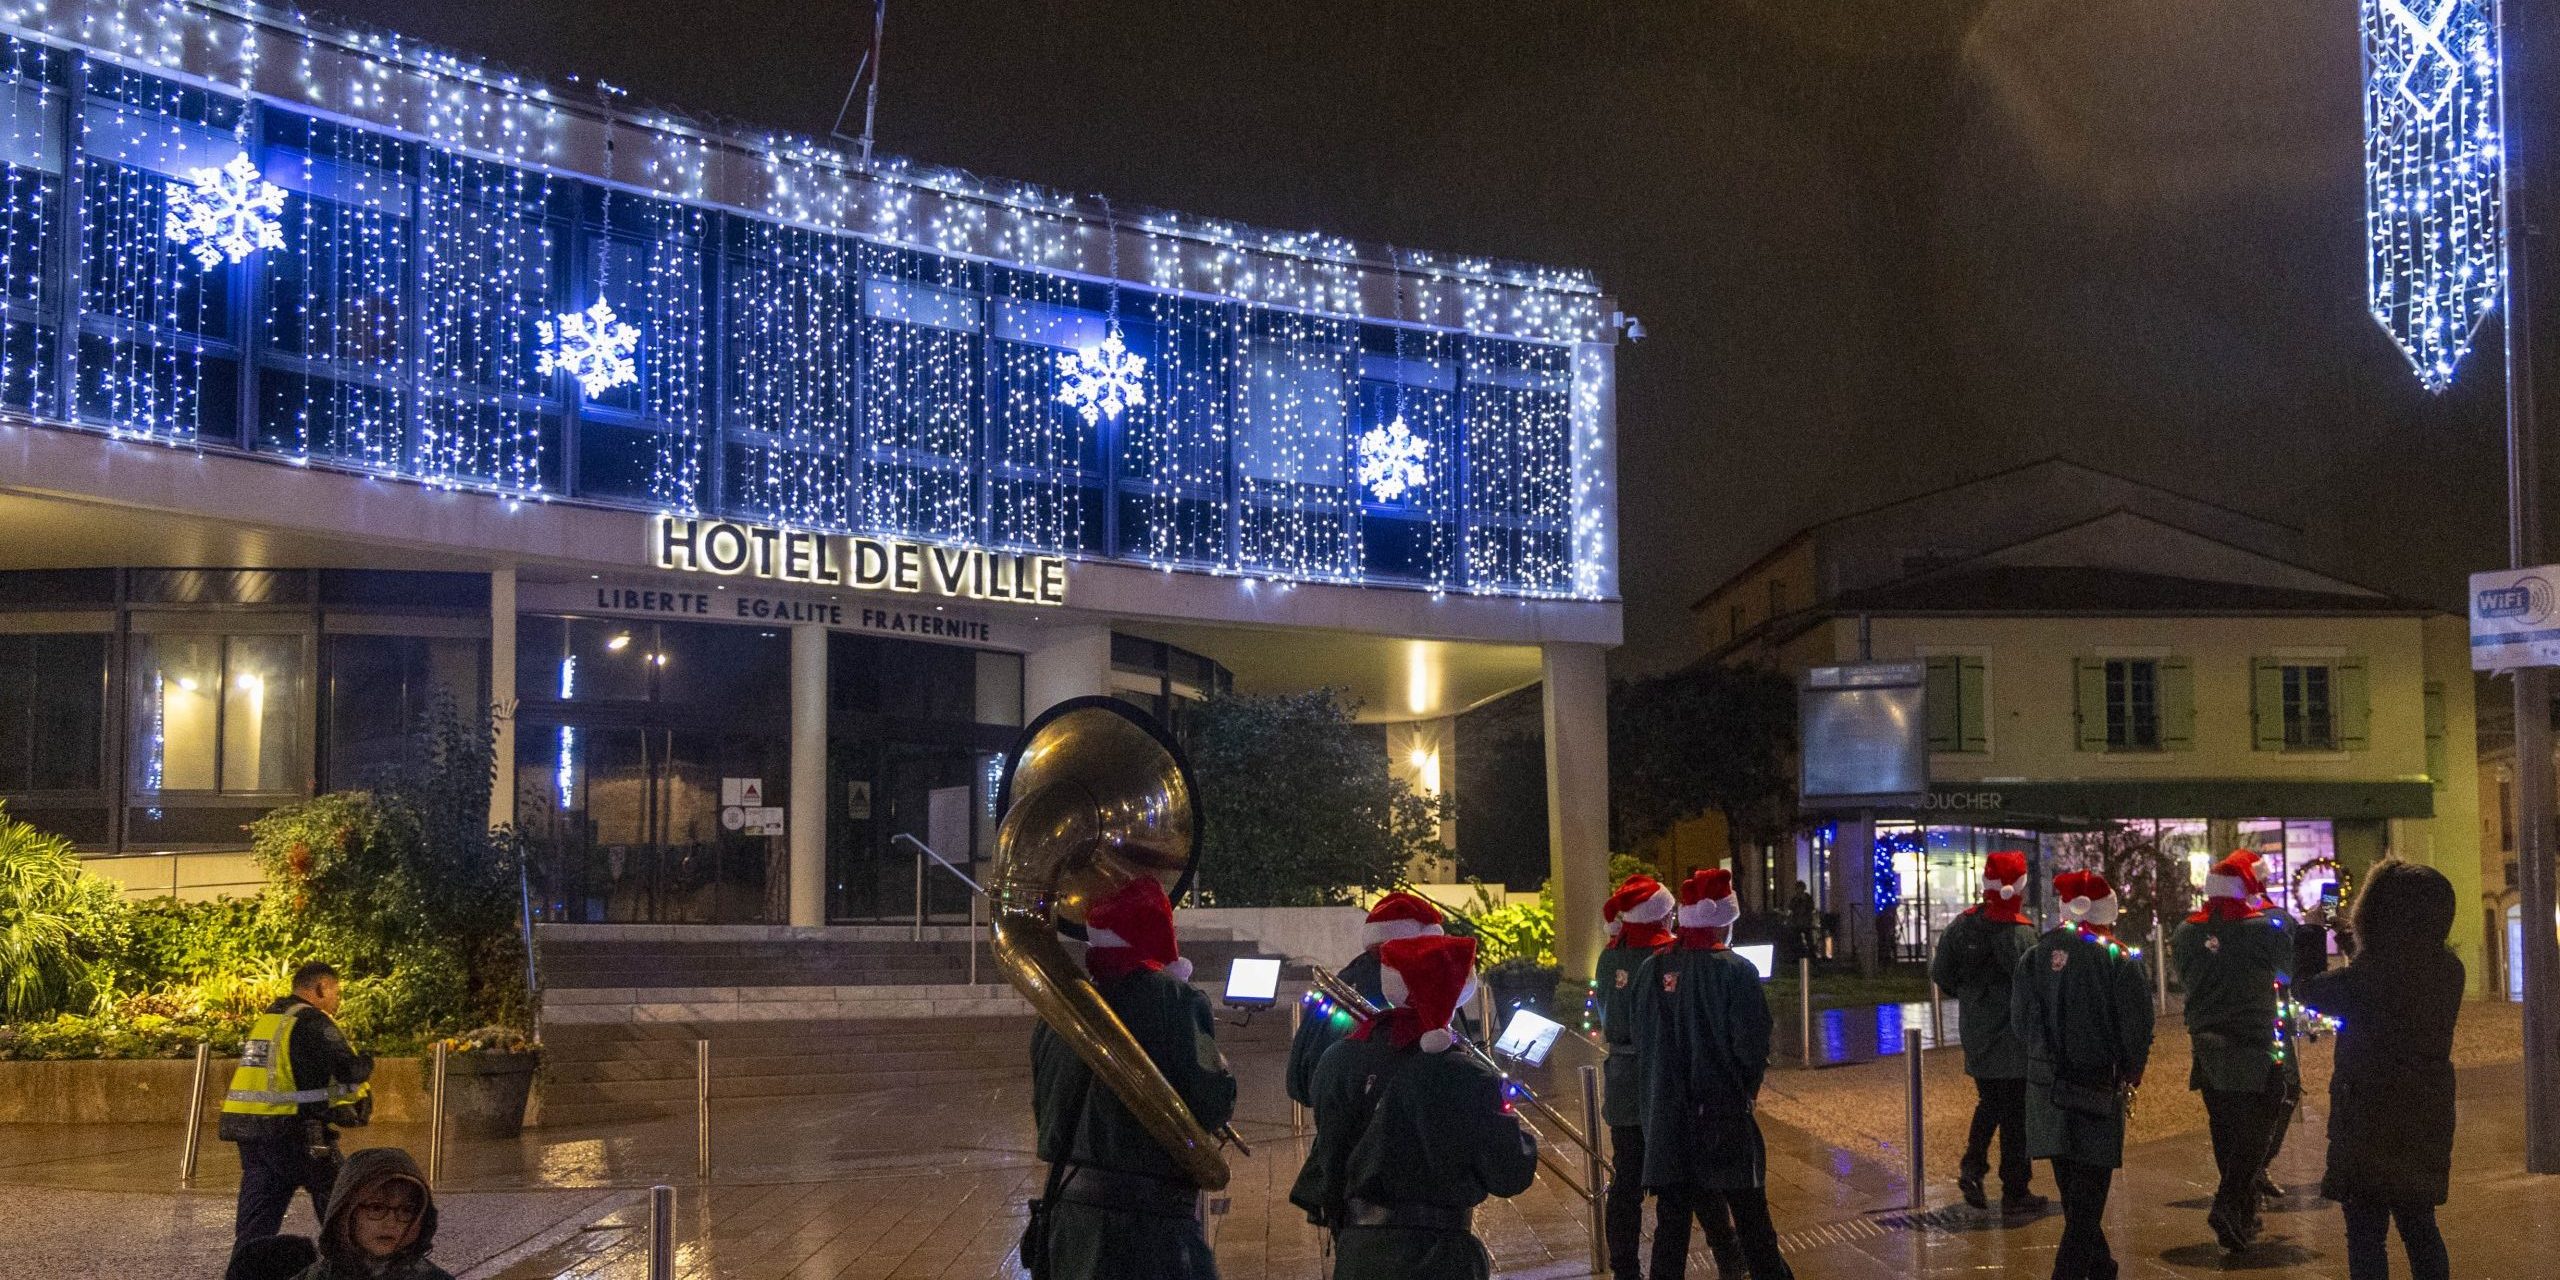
left=128, top=633, right=308, bottom=795
left=2281, top=664, right=2335, bottom=749
left=2105, top=659, right=2160, bottom=750
left=1924, top=655, right=1987, bottom=754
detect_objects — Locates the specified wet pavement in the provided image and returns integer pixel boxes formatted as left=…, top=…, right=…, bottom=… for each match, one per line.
left=4, top=1026, right=2553, bottom=1278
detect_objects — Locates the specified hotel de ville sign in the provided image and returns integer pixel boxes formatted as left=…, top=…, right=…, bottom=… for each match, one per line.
left=650, top=515, right=1069, bottom=608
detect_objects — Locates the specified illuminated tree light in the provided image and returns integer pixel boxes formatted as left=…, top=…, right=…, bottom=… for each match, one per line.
left=2363, top=0, right=2503, bottom=390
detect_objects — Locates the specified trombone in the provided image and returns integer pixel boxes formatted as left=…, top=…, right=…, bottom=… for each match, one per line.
left=1305, top=963, right=1595, bottom=1198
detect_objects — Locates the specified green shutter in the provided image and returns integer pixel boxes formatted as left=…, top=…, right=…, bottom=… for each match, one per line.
left=2252, top=657, right=2285, bottom=751
left=2160, top=656, right=2195, bottom=751
left=2337, top=656, right=2371, bottom=750
left=2075, top=657, right=2108, bottom=751
left=1925, top=656, right=1960, bottom=752
left=2424, top=681, right=2447, bottom=786
left=1959, top=655, right=1989, bottom=753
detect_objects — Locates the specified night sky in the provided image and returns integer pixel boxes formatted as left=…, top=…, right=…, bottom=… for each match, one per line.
left=313, top=0, right=2542, bottom=670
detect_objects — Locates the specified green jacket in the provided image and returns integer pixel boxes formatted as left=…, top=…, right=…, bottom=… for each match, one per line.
left=2172, top=910, right=2293, bottom=1093
left=1595, top=941, right=1666, bottom=1126
left=1288, top=950, right=1385, bottom=1106
left=1927, top=906, right=2038, bottom=1080
left=2013, top=927, right=2154, bottom=1168
left=1288, top=1031, right=1537, bottom=1280
left=1030, top=969, right=1238, bottom=1280
left=1632, top=945, right=1773, bottom=1191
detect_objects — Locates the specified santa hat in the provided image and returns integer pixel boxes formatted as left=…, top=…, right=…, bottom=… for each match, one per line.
left=1362, top=892, right=1447, bottom=950
left=1983, top=851, right=2030, bottom=899
left=1084, top=876, right=1191, bottom=982
left=1378, top=934, right=1479, bottom=1054
left=1607, top=876, right=1675, bottom=929
left=1676, top=868, right=1739, bottom=930
left=2057, top=870, right=2120, bottom=927
left=2204, top=851, right=2266, bottom=904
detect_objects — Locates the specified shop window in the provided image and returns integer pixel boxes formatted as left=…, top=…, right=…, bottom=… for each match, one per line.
left=321, top=633, right=486, bottom=790
left=2075, top=655, right=2192, bottom=752
left=1924, top=655, right=1987, bottom=753
left=127, top=632, right=307, bottom=796
left=0, top=632, right=106, bottom=792
left=2253, top=657, right=2368, bottom=751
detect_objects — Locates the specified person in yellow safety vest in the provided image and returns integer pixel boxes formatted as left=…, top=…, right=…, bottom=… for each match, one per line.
left=221, top=961, right=374, bottom=1245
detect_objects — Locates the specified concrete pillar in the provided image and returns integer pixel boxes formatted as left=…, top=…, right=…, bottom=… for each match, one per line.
left=1836, top=812, right=1879, bottom=975
left=789, top=623, right=828, bottom=927
left=1025, top=623, right=1112, bottom=718
left=487, top=565, right=516, bottom=832
left=1542, top=643, right=1611, bottom=990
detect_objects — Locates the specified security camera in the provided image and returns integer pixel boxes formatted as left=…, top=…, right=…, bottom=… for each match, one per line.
left=1611, top=310, right=1647, bottom=342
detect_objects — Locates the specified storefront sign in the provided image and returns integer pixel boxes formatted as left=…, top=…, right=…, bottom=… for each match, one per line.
left=652, top=515, right=1069, bottom=606
left=519, top=581, right=1019, bottom=650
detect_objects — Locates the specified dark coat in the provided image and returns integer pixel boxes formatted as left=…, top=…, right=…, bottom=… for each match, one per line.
left=1030, top=968, right=1239, bottom=1280
left=2295, top=950, right=2464, bottom=1206
left=1631, top=945, right=1773, bottom=1191
left=1595, top=941, right=1667, bottom=1126
left=2013, top=926, right=2154, bottom=1168
left=1289, top=1031, right=1538, bottom=1280
left=1288, top=950, right=1385, bottom=1106
left=1928, top=906, right=2037, bottom=1079
left=291, top=1146, right=453, bottom=1280
left=2172, top=911, right=2294, bottom=1092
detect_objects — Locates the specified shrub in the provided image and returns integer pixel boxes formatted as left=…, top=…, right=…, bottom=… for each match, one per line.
left=0, top=802, right=131, bottom=1019
left=1184, top=689, right=1450, bottom=907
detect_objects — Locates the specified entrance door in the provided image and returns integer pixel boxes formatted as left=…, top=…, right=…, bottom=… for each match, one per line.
left=826, top=740, right=999, bottom=922
left=520, top=723, right=785, bottom=924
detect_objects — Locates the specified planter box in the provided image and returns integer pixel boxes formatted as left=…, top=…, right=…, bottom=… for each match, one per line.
left=439, top=1052, right=539, bottom=1139
left=0, top=1055, right=430, bottom=1124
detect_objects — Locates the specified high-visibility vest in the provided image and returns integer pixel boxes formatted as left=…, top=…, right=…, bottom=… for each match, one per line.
left=220, top=1004, right=370, bottom=1135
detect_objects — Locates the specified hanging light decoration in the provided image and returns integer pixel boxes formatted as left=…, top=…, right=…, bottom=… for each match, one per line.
left=2362, top=0, right=2503, bottom=390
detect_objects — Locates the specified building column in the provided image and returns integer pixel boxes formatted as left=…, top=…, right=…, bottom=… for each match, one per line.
left=1836, top=812, right=1879, bottom=974
left=1542, top=642, right=1611, bottom=989
left=487, top=565, right=516, bottom=832
left=1025, top=623, right=1112, bottom=718
left=789, top=623, right=828, bottom=927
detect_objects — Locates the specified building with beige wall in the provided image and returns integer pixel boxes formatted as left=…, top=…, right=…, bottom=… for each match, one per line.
left=1691, top=461, right=2485, bottom=991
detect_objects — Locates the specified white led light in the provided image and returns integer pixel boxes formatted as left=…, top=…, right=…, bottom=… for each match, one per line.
left=2364, top=0, right=2503, bottom=390
left=538, top=297, right=642, bottom=397
left=163, top=149, right=285, bottom=268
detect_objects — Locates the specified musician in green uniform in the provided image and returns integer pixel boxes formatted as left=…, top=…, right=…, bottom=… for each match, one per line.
left=1633, top=869, right=1792, bottom=1280
left=2234, top=849, right=2306, bottom=1199
left=1027, top=876, right=1237, bottom=1280
left=2172, top=852, right=2297, bottom=1252
left=1290, top=933, right=1539, bottom=1280
left=2015, top=871, right=2155, bottom=1280
left=1288, top=892, right=1446, bottom=1106
left=1595, top=874, right=1738, bottom=1279
left=1928, top=850, right=2046, bottom=1214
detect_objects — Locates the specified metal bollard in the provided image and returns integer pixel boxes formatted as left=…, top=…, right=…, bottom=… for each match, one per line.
left=1930, top=984, right=1946, bottom=1047
left=427, top=1042, right=449, bottom=1184
left=179, top=1042, right=211, bottom=1183
left=1287, top=998, right=1306, bottom=1134
left=2153, top=918, right=2170, bottom=1013
left=647, top=1183, right=676, bottom=1280
left=1798, top=955, right=1814, bottom=1065
left=1905, top=1007, right=1926, bottom=1211
left=1578, top=1064, right=1606, bottom=1273
left=696, top=1039, right=713, bottom=1184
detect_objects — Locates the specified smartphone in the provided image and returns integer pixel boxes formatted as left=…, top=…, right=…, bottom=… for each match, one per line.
left=1223, top=956, right=1282, bottom=1007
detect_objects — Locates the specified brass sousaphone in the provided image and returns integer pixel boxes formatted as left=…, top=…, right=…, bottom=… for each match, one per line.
left=993, top=696, right=1229, bottom=1191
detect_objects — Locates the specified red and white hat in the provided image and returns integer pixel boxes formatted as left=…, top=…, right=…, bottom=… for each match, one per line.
left=1378, top=934, right=1480, bottom=1054
left=2204, top=851, right=2266, bottom=905
left=1984, top=851, right=2030, bottom=899
left=1676, top=868, right=1739, bottom=930
left=1606, top=875, right=1675, bottom=931
left=2057, top=870, right=2120, bottom=927
left=1362, top=891, right=1447, bottom=950
left=1085, top=876, right=1191, bottom=982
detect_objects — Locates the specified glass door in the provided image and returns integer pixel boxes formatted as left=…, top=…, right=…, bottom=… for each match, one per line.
left=825, top=740, right=1000, bottom=922
left=519, top=723, right=785, bottom=924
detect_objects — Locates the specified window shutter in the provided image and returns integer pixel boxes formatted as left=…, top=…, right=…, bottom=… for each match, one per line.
left=1959, top=655, right=1989, bottom=753
left=2160, top=656, right=2195, bottom=751
left=2074, top=657, right=2108, bottom=751
left=2424, top=681, right=2447, bottom=786
left=1925, top=656, right=1960, bottom=752
left=2337, top=656, right=2371, bottom=750
left=2252, top=657, right=2285, bottom=751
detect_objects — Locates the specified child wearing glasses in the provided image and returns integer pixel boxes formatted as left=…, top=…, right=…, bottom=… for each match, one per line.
left=294, top=1147, right=452, bottom=1280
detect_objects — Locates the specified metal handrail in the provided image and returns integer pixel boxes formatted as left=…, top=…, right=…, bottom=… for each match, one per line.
left=894, top=834, right=983, bottom=985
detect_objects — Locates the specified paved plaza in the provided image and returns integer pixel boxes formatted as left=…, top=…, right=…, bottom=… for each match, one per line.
left=5, top=1022, right=2555, bottom=1278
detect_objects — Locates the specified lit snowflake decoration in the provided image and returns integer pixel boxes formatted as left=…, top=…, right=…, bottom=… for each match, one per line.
left=1056, top=326, right=1146, bottom=425
left=537, top=298, right=642, bottom=397
left=163, top=150, right=286, bottom=269
left=1356, top=415, right=1432, bottom=502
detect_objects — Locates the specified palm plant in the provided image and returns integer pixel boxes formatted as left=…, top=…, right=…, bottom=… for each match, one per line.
left=0, top=803, right=106, bottom=1018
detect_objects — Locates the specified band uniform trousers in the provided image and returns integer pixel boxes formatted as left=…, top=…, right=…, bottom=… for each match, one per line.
left=233, top=1134, right=340, bottom=1243
left=2049, top=1157, right=2117, bottom=1280
left=1609, top=1124, right=1744, bottom=1279
left=2202, top=1078, right=2286, bottom=1225
left=2341, top=1199, right=2450, bottom=1280
left=1960, top=1076, right=2033, bottom=1198
left=1668, top=1186, right=1790, bottom=1280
